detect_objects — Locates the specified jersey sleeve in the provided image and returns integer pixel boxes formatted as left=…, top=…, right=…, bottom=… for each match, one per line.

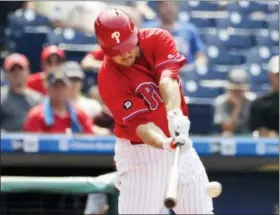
left=153, top=29, right=187, bottom=83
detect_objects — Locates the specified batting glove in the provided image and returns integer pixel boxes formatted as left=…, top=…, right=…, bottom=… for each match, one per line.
left=167, top=108, right=191, bottom=137
left=162, top=135, right=193, bottom=153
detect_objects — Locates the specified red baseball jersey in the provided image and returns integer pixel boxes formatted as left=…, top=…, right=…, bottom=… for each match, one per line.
left=98, top=28, right=188, bottom=143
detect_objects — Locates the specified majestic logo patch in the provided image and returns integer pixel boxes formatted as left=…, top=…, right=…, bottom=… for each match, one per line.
left=123, top=100, right=132, bottom=109
left=111, top=31, right=121, bottom=44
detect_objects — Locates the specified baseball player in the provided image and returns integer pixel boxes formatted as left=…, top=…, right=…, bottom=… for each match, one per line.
left=95, top=9, right=213, bottom=214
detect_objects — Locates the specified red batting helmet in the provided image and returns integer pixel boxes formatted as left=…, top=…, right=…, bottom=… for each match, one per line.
left=94, top=8, right=138, bottom=57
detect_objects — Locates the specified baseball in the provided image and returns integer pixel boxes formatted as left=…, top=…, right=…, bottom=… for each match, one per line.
left=206, top=181, right=222, bottom=198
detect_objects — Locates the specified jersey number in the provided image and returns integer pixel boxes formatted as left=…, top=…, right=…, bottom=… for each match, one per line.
left=136, top=82, right=163, bottom=110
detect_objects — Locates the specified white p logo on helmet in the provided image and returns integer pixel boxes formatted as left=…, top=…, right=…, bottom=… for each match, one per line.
left=111, top=31, right=121, bottom=44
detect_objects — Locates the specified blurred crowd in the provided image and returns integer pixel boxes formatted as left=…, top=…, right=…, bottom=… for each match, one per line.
left=0, top=1, right=279, bottom=139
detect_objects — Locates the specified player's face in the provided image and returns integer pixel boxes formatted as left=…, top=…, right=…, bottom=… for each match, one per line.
left=112, top=46, right=140, bottom=67
left=157, top=1, right=178, bottom=24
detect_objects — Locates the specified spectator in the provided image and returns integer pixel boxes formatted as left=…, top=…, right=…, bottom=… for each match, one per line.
left=27, top=45, right=65, bottom=95
left=214, top=69, right=256, bottom=136
left=32, top=1, right=108, bottom=34
left=24, top=71, right=93, bottom=134
left=81, top=5, right=143, bottom=71
left=249, top=55, right=279, bottom=137
left=1, top=53, right=42, bottom=132
left=142, top=1, right=207, bottom=67
left=62, top=61, right=110, bottom=135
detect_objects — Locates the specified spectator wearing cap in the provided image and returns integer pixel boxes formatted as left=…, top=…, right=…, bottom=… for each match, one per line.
left=62, top=62, right=110, bottom=135
left=27, top=45, right=65, bottom=95
left=249, top=55, right=279, bottom=137
left=214, top=69, right=256, bottom=136
left=1, top=53, right=43, bottom=132
left=24, top=70, right=93, bottom=134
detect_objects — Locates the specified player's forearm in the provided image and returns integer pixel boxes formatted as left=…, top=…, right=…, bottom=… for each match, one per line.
left=159, top=76, right=181, bottom=111
left=136, top=122, right=168, bottom=149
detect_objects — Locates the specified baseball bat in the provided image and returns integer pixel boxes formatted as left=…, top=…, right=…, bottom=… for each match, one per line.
left=164, top=131, right=181, bottom=209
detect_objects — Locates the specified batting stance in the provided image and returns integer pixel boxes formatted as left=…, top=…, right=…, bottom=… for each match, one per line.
left=95, top=9, right=213, bottom=214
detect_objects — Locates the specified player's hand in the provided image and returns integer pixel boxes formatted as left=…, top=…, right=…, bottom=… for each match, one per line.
left=162, top=135, right=193, bottom=153
left=167, top=109, right=191, bottom=137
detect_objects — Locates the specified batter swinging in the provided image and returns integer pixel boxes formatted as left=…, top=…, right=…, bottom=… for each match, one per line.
left=95, top=8, right=213, bottom=214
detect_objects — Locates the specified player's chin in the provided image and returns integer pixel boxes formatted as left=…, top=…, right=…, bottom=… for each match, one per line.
left=122, top=59, right=135, bottom=67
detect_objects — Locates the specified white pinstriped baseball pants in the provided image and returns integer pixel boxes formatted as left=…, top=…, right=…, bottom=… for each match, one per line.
left=114, top=138, right=213, bottom=214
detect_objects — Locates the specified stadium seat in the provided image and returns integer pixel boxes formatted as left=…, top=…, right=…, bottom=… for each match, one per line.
left=246, top=46, right=274, bottom=64
left=216, top=13, right=267, bottom=29
left=247, top=63, right=269, bottom=85
left=185, top=1, right=219, bottom=11
left=47, top=28, right=97, bottom=45
left=251, top=84, right=271, bottom=95
left=267, top=17, right=279, bottom=30
left=183, top=80, right=221, bottom=98
left=180, top=69, right=199, bottom=82
left=197, top=68, right=228, bottom=80
left=188, top=17, right=216, bottom=28
left=188, top=99, right=215, bottom=134
left=7, top=9, right=52, bottom=29
left=226, top=2, right=270, bottom=15
left=204, top=31, right=254, bottom=49
left=207, top=46, right=244, bottom=65
left=254, top=30, right=278, bottom=47
left=8, top=29, right=48, bottom=72
left=63, top=48, right=88, bottom=63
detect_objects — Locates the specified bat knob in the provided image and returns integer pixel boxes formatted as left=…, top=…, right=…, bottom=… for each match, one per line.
left=164, top=198, right=176, bottom=209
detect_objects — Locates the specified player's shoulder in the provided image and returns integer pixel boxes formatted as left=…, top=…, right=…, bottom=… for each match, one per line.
left=139, top=28, right=172, bottom=41
left=98, top=61, right=118, bottom=84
